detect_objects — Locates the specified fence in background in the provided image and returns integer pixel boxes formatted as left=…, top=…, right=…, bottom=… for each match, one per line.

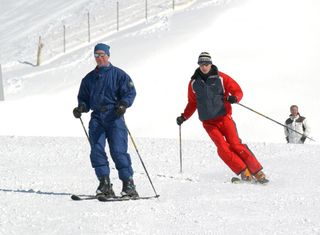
left=0, top=64, right=4, bottom=101
left=36, top=0, right=194, bottom=65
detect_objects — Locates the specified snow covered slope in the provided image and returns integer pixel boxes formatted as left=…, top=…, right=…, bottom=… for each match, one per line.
left=0, top=136, right=319, bottom=234
left=1, top=0, right=320, bottom=234
left=0, top=0, right=319, bottom=142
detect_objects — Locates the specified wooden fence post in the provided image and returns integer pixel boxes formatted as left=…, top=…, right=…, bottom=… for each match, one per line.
left=87, top=12, right=91, bottom=42
left=117, top=1, right=119, bottom=31
left=0, top=64, right=4, bottom=101
left=63, top=25, right=66, bottom=53
left=145, top=0, right=148, bottom=20
left=36, top=36, right=44, bottom=66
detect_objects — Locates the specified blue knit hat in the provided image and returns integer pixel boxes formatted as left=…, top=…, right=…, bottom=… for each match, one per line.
left=94, top=43, right=110, bottom=56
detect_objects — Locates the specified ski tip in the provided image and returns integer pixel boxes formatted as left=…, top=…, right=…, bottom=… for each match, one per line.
left=71, top=195, right=81, bottom=200
left=231, top=177, right=241, bottom=184
left=155, top=195, right=160, bottom=198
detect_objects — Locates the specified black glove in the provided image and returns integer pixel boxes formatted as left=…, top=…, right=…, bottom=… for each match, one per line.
left=300, top=135, right=307, bottom=143
left=115, top=102, right=127, bottom=117
left=176, top=115, right=186, bottom=126
left=286, top=136, right=289, bottom=143
left=73, top=105, right=85, bottom=119
left=226, top=96, right=238, bottom=104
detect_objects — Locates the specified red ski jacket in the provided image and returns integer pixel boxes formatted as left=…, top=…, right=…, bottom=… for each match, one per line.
left=182, top=71, right=243, bottom=122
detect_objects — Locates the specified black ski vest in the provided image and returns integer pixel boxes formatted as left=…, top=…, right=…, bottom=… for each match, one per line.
left=191, top=66, right=226, bottom=121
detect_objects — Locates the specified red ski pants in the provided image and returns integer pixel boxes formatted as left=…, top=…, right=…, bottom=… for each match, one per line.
left=203, top=115, right=262, bottom=175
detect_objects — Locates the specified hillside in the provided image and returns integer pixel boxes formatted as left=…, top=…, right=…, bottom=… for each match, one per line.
left=0, top=0, right=319, bottom=142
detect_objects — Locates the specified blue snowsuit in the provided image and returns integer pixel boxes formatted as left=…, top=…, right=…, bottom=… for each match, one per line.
left=77, top=64, right=136, bottom=181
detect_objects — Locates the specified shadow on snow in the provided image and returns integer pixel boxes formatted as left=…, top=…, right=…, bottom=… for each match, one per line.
left=0, top=188, right=72, bottom=196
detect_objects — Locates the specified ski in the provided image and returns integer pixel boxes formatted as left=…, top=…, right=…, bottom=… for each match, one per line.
left=71, top=194, right=160, bottom=201
left=231, top=176, right=258, bottom=184
left=97, top=195, right=159, bottom=202
left=231, top=177, right=245, bottom=184
left=231, top=177, right=269, bottom=185
left=71, top=194, right=97, bottom=201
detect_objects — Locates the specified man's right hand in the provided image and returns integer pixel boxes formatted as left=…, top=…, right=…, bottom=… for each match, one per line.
left=176, top=115, right=186, bottom=126
left=73, top=105, right=85, bottom=119
left=226, top=95, right=238, bottom=104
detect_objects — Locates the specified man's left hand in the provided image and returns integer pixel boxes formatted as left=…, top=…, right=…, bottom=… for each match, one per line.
left=115, top=103, right=127, bottom=117
left=301, top=135, right=307, bottom=143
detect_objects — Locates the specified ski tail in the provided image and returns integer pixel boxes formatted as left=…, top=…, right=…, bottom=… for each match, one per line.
left=71, top=194, right=97, bottom=200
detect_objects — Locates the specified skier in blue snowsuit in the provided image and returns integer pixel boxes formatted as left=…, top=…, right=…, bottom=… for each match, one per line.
left=73, top=43, right=138, bottom=198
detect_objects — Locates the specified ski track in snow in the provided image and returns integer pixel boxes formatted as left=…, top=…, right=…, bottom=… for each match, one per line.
left=1, top=0, right=320, bottom=234
left=0, top=136, right=320, bottom=234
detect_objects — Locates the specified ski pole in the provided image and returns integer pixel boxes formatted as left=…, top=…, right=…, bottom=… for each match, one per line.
left=79, top=116, right=90, bottom=144
left=179, top=125, right=182, bottom=173
left=124, top=122, right=160, bottom=197
left=237, top=103, right=315, bottom=142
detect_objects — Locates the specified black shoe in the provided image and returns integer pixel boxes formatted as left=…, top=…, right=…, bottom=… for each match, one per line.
left=121, top=178, right=139, bottom=197
left=96, top=176, right=115, bottom=198
left=254, top=171, right=269, bottom=184
left=257, top=178, right=269, bottom=184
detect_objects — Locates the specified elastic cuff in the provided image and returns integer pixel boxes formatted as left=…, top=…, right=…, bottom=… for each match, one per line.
left=251, top=167, right=263, bottom=176
left=119, top=100, right=128, bottom=107
left=237, top=167, right=247, bottom=176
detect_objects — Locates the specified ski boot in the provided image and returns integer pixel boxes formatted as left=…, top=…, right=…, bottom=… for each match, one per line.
left=96, top=176, right=115, bottom=198
left=121, top=177, right=139, bottom=198
left=240, top=168, right=253, bottom=182
left=254, top=170, right=269, bottom=184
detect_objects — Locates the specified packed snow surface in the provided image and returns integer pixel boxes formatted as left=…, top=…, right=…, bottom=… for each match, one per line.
left=1, top=0, right=320, bottom=234
left=1, top=136, right=320, bottom=234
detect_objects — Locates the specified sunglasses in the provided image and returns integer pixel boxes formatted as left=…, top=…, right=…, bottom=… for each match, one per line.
left=94, top=53, right=106, bottom=58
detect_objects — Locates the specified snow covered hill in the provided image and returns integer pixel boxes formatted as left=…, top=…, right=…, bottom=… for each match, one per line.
left=1, top=0, right=319, bottom=142
left=0, top=136, right=319, bottom=234
left=1, top=0, right=320, bottom=234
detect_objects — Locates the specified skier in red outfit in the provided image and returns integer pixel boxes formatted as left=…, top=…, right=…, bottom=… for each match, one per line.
left=176, top=52, right=268, bottom=183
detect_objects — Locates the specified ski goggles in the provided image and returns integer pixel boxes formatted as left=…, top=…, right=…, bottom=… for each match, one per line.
left=94, top=53, right=107, bottom=58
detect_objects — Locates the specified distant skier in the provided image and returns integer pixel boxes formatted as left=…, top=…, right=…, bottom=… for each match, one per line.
left=73, top=43, right=139, bottom=197
left=176, top=52, right=268, bottom=183
left=284, top=105, right=310, bottom=144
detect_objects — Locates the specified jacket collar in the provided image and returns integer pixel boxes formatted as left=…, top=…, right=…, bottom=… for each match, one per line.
left=191, top=64, right=219, bottom=80
left=95, top=63, right=112, bottom=73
